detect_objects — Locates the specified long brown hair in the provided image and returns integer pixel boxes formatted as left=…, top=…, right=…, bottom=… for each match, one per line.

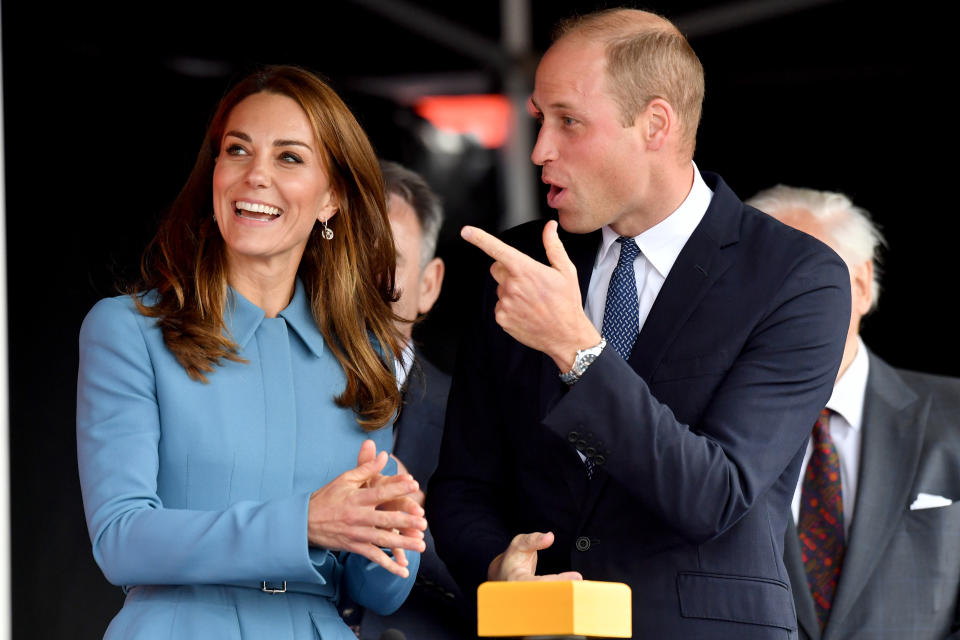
left=135, top=65, right=401, bottom=430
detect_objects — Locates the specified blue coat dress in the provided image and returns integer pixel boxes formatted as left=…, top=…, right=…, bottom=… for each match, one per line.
left=77, top=281, right=418, bottom=639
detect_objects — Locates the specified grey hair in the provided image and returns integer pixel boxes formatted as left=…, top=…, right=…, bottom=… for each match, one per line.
left=380, top=160, right=444, bottom=269
left=747, top=184, right=886, bottom=310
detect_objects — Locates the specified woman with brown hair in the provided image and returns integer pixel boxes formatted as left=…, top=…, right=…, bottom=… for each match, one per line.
left=77, top=66, right=426, bottom=639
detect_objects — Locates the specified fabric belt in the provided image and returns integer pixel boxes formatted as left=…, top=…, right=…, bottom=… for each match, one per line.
left=245, top=580, right=337, bottom=598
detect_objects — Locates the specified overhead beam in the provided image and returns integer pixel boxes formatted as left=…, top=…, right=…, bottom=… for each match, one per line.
left=348, top=0, right=509, bottom=69
left=675, top=0, right=840, bottom=38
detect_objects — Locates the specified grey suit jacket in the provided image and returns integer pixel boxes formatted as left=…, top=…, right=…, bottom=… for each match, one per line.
left=785, top=351, right=960, bottom=639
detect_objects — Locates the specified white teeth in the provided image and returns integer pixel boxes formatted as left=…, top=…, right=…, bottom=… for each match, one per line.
left=234, top=201, right=281, bottom=216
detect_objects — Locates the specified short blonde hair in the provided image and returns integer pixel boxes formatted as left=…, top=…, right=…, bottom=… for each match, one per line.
left=554, top=9, right=705, bottom=157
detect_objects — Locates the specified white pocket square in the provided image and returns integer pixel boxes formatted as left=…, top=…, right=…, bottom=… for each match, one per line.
left=909, top=492, right=953, bottom=510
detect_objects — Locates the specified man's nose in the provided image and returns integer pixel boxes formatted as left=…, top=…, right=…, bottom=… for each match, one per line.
left=531, top=127, right=558, bottom=166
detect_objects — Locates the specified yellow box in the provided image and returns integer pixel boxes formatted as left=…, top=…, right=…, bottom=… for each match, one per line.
left=477, top=580, right=631, bottom=637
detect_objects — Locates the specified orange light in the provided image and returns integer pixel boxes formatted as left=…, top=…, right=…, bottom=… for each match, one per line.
left=414, top=95, right=512, bottom=149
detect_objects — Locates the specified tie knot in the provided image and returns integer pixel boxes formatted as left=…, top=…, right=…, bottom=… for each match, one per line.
left=813, top=408, right=832, bottom=438
left=617, top=237, right=640, bottom=261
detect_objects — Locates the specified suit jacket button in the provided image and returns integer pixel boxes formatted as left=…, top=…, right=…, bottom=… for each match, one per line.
left=593, top=454, right=606, bottom=466
left=568, top=431, right=580, bottom=443
left=575, top=536, right=591, bottom=551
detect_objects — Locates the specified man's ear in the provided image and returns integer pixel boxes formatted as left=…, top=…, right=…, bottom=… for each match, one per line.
left=417, top=257, right=445, bottom=315
left=640, top=98, right=674, bottom=151
left=850, top=259, right=873, bottom=316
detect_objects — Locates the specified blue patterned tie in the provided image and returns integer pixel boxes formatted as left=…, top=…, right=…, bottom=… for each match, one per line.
left=602, top=237, right=640, bottom=360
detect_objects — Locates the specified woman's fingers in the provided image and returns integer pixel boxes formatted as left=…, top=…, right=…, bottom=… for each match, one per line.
left=340, top=522, right=426, bottom=552
left=348, top=542, right=410, bottom=578
left=308, top=440, right=427, bottom=566
left=356, top=439, right=378, bottom=467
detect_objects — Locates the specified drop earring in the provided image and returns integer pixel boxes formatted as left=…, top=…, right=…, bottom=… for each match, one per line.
left=321, top=217, right=334, bottom=240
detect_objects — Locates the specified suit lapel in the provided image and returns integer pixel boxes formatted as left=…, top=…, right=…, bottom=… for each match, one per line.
left=785, top=521, right=820, bottom=639
left=392, top=374, right=418, bottom=459
left=627, top=175, right=739, bottom=379
left=823, top=353, right=928, bottom=638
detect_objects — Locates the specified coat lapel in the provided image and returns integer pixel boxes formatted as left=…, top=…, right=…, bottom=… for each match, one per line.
left=823, top=352, right=928, bottom=638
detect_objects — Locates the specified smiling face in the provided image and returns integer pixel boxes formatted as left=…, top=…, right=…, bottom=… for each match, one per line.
left=212, top=91, right=338, bottom=280
left=529, top=37, right=650, bottom=235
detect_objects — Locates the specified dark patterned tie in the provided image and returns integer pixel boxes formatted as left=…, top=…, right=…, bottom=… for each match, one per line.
left=601, top=237, right=640, bottom=360
left=798, top=409, right=845, bottom=630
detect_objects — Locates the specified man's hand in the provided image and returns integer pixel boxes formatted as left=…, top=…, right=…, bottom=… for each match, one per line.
left=487, top=532, right=584, bottom=582
left=462, top=221, right=600, bottom=371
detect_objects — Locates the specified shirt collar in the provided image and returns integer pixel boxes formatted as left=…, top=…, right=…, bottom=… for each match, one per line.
left=395, top=341, right=415, bottom=388
left=596, top=162, right=713, bottom=279
left=224, top=279, right=326, bottom=358
left=826, top=335, right=869, bottom=431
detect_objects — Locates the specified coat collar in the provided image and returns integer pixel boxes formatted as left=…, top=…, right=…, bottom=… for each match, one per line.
left=224, top=279, right=326, bottom=358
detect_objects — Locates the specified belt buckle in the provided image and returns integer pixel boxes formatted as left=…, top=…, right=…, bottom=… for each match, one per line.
left=261, top=580, right=287, bottom=594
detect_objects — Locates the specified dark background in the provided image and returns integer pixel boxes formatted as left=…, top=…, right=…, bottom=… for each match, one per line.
left=3, top=0, right=955, bottom=636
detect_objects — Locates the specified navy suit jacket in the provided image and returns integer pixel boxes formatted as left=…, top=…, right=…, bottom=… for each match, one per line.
left=428, top=172, right=851, bottom=639
left=359, top=357, right=474, bottom=640
left=786, top=351, right=960, bottom=639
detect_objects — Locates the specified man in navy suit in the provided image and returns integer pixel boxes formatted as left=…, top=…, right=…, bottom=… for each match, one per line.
left=345, top=161, right=473, bottom=639
left=427, top=8, right=850, bottom=639
left=749, top=185, right=960, bottom=639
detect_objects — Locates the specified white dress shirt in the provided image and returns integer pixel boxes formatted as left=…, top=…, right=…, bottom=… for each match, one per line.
left=791, top=336, right=869, bottom=537
left=395, top=341, right=415, bottom=389
left=584, top=163, right=714, bottom=333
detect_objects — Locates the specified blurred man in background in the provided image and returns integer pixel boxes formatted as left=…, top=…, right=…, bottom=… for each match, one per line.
left=343, top=160, right=471, bottom=640
left=749, top=185, right=960, bottom=639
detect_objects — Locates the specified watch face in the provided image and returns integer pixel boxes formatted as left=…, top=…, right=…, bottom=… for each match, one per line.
left=574, top=353, right=598, bottom=376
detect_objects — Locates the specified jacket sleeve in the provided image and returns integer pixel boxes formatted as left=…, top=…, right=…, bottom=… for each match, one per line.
left=342, top=550, right=420, bottom=615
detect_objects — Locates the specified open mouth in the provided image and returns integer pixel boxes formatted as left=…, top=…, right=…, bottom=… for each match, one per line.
left=546, top=184, right=566, bottom=208
left=234, top=200, right=282, bottom=222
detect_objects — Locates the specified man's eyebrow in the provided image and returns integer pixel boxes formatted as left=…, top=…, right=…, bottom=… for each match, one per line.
left=530, top=98, right=577, bottom=112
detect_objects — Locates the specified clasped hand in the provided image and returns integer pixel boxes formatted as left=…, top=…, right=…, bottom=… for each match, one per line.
left=307, top=439, right=427, bottom=577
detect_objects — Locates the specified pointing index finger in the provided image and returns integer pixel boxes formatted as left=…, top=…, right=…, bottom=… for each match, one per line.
left=461, top=226, right=530, bottom=270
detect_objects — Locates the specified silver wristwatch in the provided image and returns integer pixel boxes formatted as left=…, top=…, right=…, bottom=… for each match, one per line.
left=559, top=338, right=607, bottom=386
